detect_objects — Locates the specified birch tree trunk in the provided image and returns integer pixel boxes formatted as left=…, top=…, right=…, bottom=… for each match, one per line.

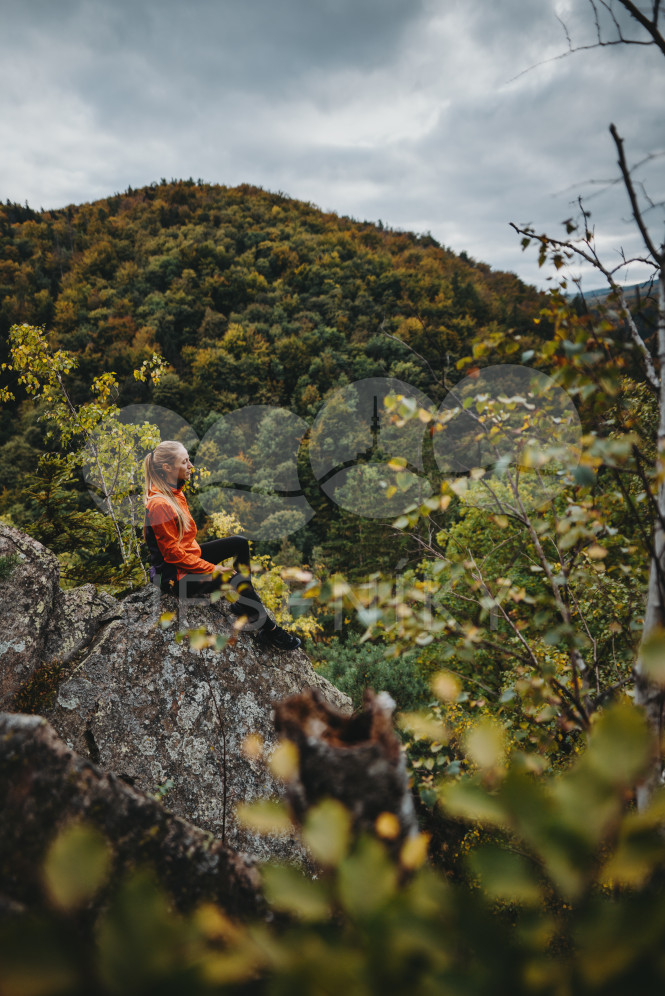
left=635, top=261, right=665, bottom=808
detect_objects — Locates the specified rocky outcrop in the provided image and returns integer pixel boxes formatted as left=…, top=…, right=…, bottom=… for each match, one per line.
left=0, top=525, right=117, bottom=707
left=47, top=586, right=349, bottom=861
left=0, top=525, right=351, bottom=863
left=0, top=713, right=262, bottom=917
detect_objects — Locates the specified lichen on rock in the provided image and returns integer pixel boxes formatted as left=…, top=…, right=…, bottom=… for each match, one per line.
left=0, top=525, right=351, bottom=863
left=0, top=525, right=117, bottom=709
left=47, top=585, right=350, bottom=861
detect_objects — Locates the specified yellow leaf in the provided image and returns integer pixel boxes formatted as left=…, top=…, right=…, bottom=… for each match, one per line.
left=449, top=479, right=468, bottom=497
left=375, top=812, right=401, bottom=840
left=44, top=823, right=111, bottom=911
left=400, top=833, right=430, bottom=870
left=268, top=740, right=299, bottom=782
left=194, top=904, right=243, bottom=944
left=399, top=712, right=449, bottom=742
left=235, top=800, right=293, bottom=835
left=464, top=720, right=506, bottom=771
left=242, top=733, right=264, bottom=760
left=431, top=671, right=461, bottom=702
left=280, top=567, right=314, bottom=583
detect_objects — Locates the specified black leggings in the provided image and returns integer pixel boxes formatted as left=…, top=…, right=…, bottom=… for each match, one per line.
left=158, top=535, right=269, bottom=627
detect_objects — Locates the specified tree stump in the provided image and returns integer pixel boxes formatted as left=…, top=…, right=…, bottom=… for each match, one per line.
left=274, top=687, right=418, bottom=846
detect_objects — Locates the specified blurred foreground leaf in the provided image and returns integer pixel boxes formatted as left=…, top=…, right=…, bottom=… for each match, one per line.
left=337, top=837, right=398, bottom=918
left=302, top=798, right=352, bottom=867
left=97, top=871, right=198, bottom=995
left=235, top=799, right=293, bottom=835
left=43, top=823, right=111, bottom=912
left=262, top=865, right=331, bottom=922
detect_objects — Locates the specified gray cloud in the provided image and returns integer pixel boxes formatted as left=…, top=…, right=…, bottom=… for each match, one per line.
left=0, top=0, right=662, bottom=291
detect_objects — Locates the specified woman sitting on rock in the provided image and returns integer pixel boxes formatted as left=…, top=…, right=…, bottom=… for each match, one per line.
left=143, top=439, right=300, bottom=651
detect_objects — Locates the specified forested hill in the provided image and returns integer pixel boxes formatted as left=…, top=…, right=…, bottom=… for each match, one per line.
left=0, top=179, right=543, bottom=419
left=0, top=180, right=546, bottom=576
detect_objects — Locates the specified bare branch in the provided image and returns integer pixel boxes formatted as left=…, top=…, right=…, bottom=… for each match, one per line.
left=566, top=581, right=600, bottom=693
left=617, top=0, right=665, bottom=56
left=601, top=0, right=628, bottom=39
left=555, top=12, right=574, bottom=50
left=508, top=0, right=665, bottom=84
left=610, top=124, right=662, bottom=263
left=553, top=149, right=665, bottom=205
left=505, top=34, right=652, bottom=84
left=468, top=551, right=590, bottom=727
left=630, top=444, right=665, bottom=537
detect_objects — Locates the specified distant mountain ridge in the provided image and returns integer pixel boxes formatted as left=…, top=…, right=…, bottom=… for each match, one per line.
left=569, top=278, right=659, bottom=303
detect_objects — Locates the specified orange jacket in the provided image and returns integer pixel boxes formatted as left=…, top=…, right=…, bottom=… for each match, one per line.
left=146, top=487, right=215, bottom=580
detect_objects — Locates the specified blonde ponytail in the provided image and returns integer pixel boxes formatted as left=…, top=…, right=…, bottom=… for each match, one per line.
left=143, top=441, right=191, bottom=540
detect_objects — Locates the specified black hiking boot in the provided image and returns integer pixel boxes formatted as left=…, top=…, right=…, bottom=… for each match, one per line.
left=255, top=624, right=301, bottom=652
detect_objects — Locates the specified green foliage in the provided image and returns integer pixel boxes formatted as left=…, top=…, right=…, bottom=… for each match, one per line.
left=43, top=822, right=112, bottom=912
left=1, top=323, right=164, bottom=590
left=360, top=346, right=650, bottom=733
left=0, top=176, right=662, bottom=993
left=307, top=634, right=429, bottom=711
left=0, top=551, right=20, bottom=580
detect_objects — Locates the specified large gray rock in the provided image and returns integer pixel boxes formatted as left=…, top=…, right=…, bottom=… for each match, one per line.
left=0, top=525, right=350, bottom=861
left=0, top=525, right=117, bottom=708
left=47, top=586, right=350, bottom=860
left=20, top=567, right=349, bottom=867
left=0, top=525, right=351, bottom=862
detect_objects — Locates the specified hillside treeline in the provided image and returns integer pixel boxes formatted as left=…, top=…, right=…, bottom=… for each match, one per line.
left=0, top=179, right=545, bottom=575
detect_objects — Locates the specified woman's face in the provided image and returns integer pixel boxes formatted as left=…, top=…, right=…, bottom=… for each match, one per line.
left=164, top=446, right=193, bottom=485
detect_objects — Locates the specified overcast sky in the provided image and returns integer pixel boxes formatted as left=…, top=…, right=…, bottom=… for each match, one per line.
left=1, top=0, right=662, bottom=290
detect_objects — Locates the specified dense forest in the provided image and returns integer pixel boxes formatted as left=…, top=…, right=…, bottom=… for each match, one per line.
left=0, top=179, right=546, bottom=580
